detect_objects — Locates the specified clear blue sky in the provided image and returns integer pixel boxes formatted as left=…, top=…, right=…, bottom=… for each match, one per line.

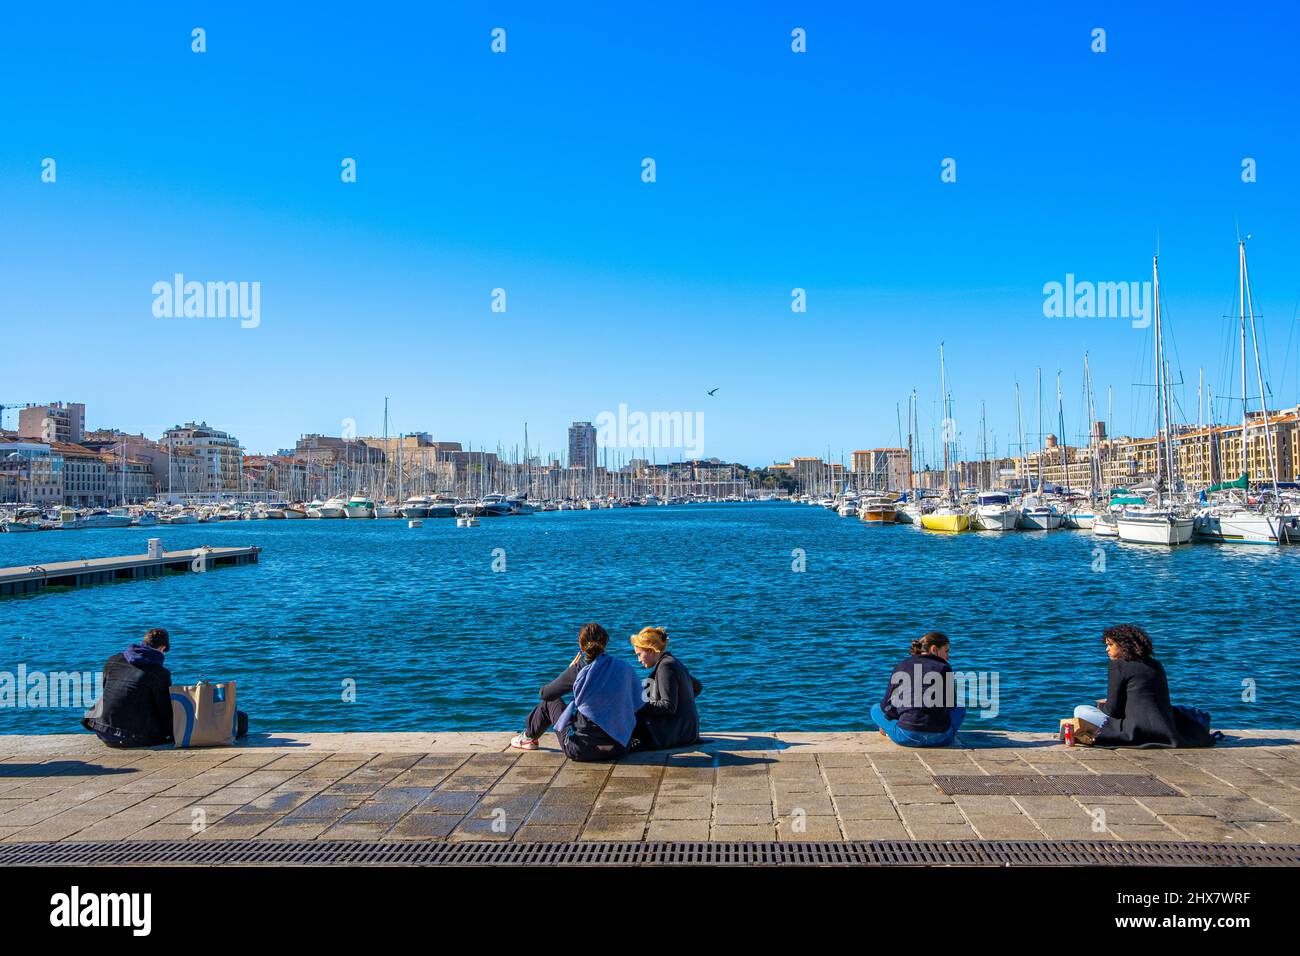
left=3, top=2, right=1299, bottom=466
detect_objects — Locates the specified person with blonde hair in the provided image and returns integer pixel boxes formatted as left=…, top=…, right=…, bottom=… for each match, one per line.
left=626, top=626, right=703, bottom=752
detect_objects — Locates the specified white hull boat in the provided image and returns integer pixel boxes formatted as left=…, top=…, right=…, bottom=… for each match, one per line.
left=1193, top=508, right=1298, bottom=546
left=1116, top=509, right=1194, bottom=545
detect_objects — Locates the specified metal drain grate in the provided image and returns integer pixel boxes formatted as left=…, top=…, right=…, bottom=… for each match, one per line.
left=1, top=839, right=1296, bottom=866
left=934, top=774, right=1181, bottom=797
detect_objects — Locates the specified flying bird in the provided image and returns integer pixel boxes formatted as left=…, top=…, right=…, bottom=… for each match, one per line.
left=707, top=388, right=719, bottom=396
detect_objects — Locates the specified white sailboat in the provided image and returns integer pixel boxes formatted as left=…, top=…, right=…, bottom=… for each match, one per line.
left=1193, top=238, right=1295, bottom=545
left=1117, top=253, right=1193, bottom=546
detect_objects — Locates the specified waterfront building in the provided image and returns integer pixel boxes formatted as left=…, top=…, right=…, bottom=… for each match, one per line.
left=17, top=402, right=85, bottom=445
left=294, top=434, right=385, bottom=467
left=53, top=441, right=108, bottom=506
left=851, top=448, right=910, bottom=491
left=568, top=421, right=597, bottom=494
left=162, top=422, right=244, bottom=495
left=0, top=439, right=64, bottom=505
left=102, top=452, right=157, bottom=503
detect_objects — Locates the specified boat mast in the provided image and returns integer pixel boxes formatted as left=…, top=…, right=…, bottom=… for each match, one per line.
left=908, top=391, right=916, bottom=495
left=1241, top=238, right=1280, bottom=501
left=939, top=343, right=952, bottom=499
left=1081, top=353, right=1092, bottom=496
left=1154, top=254, right=1164, bottom=509
left=1015, top=382, right=1025, bottom=494
left=1056, top=370, right=1069, bottom=497
left=1035, top=368, right=1044, bottom=495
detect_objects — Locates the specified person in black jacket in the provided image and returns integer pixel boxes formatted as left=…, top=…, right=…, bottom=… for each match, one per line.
left=626, top=627, right=702, bottom=752
left=81, top=628, right=174, bottom=748
left=869, top=631, right=966, bottom=747
left=1073, top=624, right=1216, bottom=748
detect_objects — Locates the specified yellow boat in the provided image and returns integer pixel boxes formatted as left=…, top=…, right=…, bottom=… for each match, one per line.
left=919, top=509, right=970, bottom=533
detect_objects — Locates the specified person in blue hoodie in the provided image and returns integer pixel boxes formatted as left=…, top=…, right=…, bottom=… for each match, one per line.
left=869, top=631, right=966, bottom=747
left=81, top=628, right=175, bottom=748
left=510, top=622, right=642, bottom=761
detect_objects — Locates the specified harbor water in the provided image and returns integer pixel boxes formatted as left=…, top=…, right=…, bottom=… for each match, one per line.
left=2, top=503, right=1296, bottom=734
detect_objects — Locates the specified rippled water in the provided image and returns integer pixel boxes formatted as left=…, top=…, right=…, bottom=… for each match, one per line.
left=2, top=503, right=1296, bottom=734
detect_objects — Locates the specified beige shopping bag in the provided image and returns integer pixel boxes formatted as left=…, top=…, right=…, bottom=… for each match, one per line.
left=170, top=680, right=238, bottom=748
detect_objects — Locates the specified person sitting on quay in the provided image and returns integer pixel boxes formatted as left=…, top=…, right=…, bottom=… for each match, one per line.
left=1071, top=624, right=1217, bottom=748
left=626, top=626, right=703, bottom=752
left=869, top=630, right=966, bottom=748
left=510, top=622, right=643, bottom=762
left=80, top=627, right=175, bottom=748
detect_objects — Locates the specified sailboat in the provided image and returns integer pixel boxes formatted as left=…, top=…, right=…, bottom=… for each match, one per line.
left=970, top=401, right=1020, bottom=530
left=1117, top=253, right=1194, bottom=545
left=1194, top=238, right=1298, bottom=545
left=920, top=343, right=971, bottom=533
left=1018, top=370, right=1062, bottom=530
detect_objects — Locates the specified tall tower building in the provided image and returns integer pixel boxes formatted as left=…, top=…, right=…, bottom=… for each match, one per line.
left=568, top=421, right=597, bottom=493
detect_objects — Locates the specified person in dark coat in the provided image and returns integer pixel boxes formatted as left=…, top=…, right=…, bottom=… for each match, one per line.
left=869, top=631, right=966, bottom=747
left=81, top=628, right=174, bottom=748
left=510, top=623, right=641, bottom=761
left=1074, top=624, right=1216, bottom=748
left=626, top=627, right=703, bottom=752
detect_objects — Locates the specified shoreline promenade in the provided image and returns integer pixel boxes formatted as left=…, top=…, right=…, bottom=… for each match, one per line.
left=2, top=731, right=1299, bottom=859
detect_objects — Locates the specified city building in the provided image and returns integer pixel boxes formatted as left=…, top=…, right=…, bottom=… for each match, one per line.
left=0, top=439, right=64, bottom=505
left=52, top=441, right=108, bottom=506
left=568, top=421, right=597, bottom=494
left=850, top=448, right=910, bottom=491
left=18, top=402, right=85, bottom=445
left=161, top=422, right=244, bottom=495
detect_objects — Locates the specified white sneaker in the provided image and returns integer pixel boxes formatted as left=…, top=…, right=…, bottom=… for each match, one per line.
left=510, top=733, right=539, bottom=751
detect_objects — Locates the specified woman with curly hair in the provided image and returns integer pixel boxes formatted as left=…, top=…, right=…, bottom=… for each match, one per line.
left=1073, top=624, right=1216, bottom=748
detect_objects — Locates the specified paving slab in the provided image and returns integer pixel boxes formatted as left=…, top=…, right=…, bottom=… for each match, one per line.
left=0, top=732, right=1297, bottom=846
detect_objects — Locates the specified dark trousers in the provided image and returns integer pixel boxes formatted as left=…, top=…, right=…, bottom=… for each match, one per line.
left=525, top=699, right=567, bottom=740
left=525, top=699, right=626, bottom=762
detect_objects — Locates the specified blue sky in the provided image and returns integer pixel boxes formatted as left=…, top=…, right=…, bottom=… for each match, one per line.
left=3, top=2, right=1299, bottom=466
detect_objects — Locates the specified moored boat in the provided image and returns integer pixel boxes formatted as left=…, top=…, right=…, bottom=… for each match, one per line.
left=972, top=492, right=1020, bottom=531
left=919, top=505, right=969, bottom=533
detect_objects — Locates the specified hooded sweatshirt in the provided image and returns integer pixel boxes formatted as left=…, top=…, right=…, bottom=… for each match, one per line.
left=81, top=643, right=173, bottom=745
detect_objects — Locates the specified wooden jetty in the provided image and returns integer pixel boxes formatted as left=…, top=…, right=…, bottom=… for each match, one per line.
left=0, top=545, right=260, bottom=597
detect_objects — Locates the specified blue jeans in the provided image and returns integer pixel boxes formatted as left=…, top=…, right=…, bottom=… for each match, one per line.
left=870, top=703, right=965, bottom=747
left=1074, top=705, right=1109, bottom=728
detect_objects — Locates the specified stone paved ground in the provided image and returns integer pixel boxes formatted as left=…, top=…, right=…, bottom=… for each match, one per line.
left=2, top=731, right=1299, bottom=845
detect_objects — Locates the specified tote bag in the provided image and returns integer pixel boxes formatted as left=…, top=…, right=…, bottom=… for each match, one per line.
left=169, top=680, right=238, bottom=748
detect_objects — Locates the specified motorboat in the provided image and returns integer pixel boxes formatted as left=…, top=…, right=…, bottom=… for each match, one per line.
left=344, top=495, right=376, bottom=518
left=318, top=497, right=348, bottom=518
left=972, top=492, right=1020, bottom=531
left=401, top=496, right=432, bottom=519
left=81, top=508, right=133, bottom=529
left=479, top=494, right=513, bottom=517
left=859, top=496, right=897, bottom=523
left=1017, top=497, right=1062, bottom=530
